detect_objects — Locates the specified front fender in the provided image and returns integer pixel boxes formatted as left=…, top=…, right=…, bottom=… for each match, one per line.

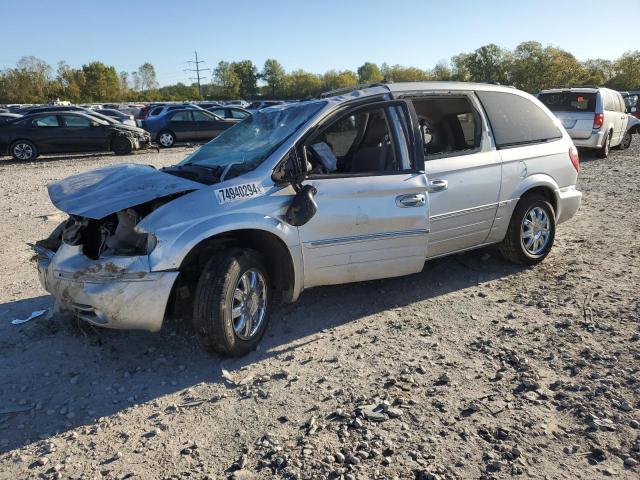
left=148, top=212, right=301, bottom=271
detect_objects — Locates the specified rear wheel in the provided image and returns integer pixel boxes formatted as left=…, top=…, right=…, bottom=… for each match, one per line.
left=158, top=130, right=175, bottom=148
left=11, top=140, right=38, bottom=161
left=617, top=131, right=632, bottom=150
left=498, top=194, right=556, bottom=266
left=192, top=248, right=271, bottom=356
left=111, top=135, right=133, bottom=155
left=597, top=131, right=611, bottom=158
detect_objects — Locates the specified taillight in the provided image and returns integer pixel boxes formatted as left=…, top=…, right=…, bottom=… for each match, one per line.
left=593, top=113, right=604, bottom=129
left=569, top=146, right=580, bottom=173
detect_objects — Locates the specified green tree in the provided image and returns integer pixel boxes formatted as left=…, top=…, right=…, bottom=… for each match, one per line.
left=466, top=44, right=509, bottom=83
left=262, top=59, right=286, bottom=98
left=56, top=61, right=84, bottom=103
left=80, top=62, right=120, bottom=101
left=380, top=63, right=429, bottom=82
left=283, top=70, right=321, bottom=99
left=212, top=61, right=240, bottom=98
left=450, top=53, right=472, bottom=81
left=137, top=62, right=159, bottom=92
left=431, top=60, right=452, bottom=81
left=357, top=62, right=383, bottom=83
left=232, top=60, right=259, bottom=98
left=321, top=69, right=358, bottom=92
left=608, top=51, right=640, bottom=90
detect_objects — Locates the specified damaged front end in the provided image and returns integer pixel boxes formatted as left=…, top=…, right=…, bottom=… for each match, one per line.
left=33, top=163, right=204, bottom=332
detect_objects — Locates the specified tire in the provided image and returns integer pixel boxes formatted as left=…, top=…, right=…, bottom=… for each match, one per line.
left=157, top=130, right=175, bottom=148
left=11, top=140, right=38, bottom=161
left=192, top=248, right=271, bottom=356
left=111, top=135, right=133, bottom=155
left=616, top=131, right=632, bottom=150
left=498, top=194, right=556, bottom=266
left=597, top=131, right=611, bottom=158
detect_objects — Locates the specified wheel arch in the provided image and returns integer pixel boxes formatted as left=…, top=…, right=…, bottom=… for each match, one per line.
left=165, top=228, right=300, bottom=323
left=9, top=138, right=38, bottom=158
left=510, top=174, right=559, bottom=216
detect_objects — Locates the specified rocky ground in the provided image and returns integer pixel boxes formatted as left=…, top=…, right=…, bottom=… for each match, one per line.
left=0, top=141, right=638, bottom=480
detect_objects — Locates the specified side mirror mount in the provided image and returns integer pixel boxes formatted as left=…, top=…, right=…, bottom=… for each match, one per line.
left=272, top=148, right=306, bottom=186
left=284, top=184, right=317, bottom=226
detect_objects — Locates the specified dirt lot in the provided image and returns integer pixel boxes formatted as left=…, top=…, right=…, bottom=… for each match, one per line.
left=0, top=142, right=639, bottom=480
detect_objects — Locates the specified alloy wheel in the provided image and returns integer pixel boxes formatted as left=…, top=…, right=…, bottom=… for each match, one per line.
left=13, top=143, right=33, bottom=160
left=521, top=206, right=551, bottom=256
left=231, top=269, right=267, bottom=340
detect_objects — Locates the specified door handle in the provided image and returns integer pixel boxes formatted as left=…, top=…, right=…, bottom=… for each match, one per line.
left=428, top=179, right=448, bottom=192
left=396, top=193, right=425, bottom=208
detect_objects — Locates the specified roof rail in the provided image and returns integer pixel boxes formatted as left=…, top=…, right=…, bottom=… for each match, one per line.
left=319, top=82, right=390, bottom=99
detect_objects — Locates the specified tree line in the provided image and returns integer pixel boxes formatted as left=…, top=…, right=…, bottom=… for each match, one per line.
left=2, top=41, right=639, bottom=104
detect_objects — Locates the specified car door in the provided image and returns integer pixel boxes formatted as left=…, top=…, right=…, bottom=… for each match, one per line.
left=190, top=110, right=227, bottom=141
left=297, top=100, right=430, bottom=288
left=615, top=93, right=629, bottom=144
left=60, top=114, right=106, bottom=151
left=409, top=93, right=502, bottom=258
left=166, top=110, right=197, bottom=141
left=25, top=115, right=62, bottom=153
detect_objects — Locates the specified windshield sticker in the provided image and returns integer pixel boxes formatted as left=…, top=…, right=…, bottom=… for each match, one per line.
left=216, top=182, right=264, bottom=204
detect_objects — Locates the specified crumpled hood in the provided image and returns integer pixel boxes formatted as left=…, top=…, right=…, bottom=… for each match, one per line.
left=48, top=163, right=204, bottom=219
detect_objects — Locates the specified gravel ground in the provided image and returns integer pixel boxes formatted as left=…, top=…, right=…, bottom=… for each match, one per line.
left=0, top=141, right=639, bottom=480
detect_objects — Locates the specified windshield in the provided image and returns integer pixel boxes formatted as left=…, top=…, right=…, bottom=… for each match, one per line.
left=180, top=100, right=326, bottom=176
left=538, top=92, right=596, bottom=112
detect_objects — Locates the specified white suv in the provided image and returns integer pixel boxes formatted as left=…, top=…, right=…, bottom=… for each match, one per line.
left=538, top=87, right=631, bottom=157
left=34, top=82, right=582, bottom=356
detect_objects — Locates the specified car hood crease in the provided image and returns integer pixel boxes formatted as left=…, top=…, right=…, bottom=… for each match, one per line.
left=47, top=163, right=204, bottom=219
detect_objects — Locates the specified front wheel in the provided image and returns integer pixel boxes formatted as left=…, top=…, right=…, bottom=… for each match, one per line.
left=157, top=130, right=175, bottom=148
left=11, top=140, right=38, bottom=161
left=498, top=194, right=556, bottom=266
left=192, top=248, right=271, bottom=356
left=111, top=135, right=133, bottom=155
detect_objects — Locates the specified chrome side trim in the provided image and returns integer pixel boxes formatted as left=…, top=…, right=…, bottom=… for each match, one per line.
left=431, top=202, right=500, bottom=222
left=305, top=229, right=429, bottom=248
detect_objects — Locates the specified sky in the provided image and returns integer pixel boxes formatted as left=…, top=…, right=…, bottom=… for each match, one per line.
left=1, top=0, right=638, bottom=86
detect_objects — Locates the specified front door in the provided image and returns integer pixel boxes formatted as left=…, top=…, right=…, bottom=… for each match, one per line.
left=167, top=111, right=197, bottom=142
left=297, top=101, right=429, bottom=288
left=59, top=114, right=106, bottom=151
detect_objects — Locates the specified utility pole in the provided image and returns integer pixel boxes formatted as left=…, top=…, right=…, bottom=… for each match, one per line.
left=184, top=51, right=210, bottom=98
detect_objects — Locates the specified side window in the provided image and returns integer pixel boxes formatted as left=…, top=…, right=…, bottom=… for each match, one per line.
left=33, top=116, right=59, bottom=127
left=476, top=91, right=562, bottom=148
left=411, top=96, right=481, bottom=157
left=231, top=109, right=249, bottom=119
left=150, top=106, right=163, bottom=115
left=209, top=108, right=226, bottom=118
left=62, top=115, right=91, bottom=128
left=191, top=111, right=213, bottom=121
left=602, top=91, right=616, bottom=112
left=616, top=94, right=625, bottom=113
left=305, top=106, right=399, bottom=175
left=170, top=111, right=192, bottom=122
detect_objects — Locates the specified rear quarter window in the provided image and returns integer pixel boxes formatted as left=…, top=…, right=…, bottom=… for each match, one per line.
left=538, top=92, right=596, bottom=112
left=476, top=91, right=562, bottom=148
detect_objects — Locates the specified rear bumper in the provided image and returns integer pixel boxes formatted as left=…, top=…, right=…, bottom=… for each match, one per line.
left=36, top=245, right=177, bottom=332
left=571, top=130, right=605, bottom=149
left=555, top=185, right=582, bottom=224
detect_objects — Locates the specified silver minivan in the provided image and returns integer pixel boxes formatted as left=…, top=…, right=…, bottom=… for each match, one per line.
left=538, top=87, right=631, bottom=157
left=33, top=82, right=582, bottom=356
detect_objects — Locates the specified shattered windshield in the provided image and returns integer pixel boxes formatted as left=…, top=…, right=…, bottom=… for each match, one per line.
left=180, top=100, right=326, bottom=176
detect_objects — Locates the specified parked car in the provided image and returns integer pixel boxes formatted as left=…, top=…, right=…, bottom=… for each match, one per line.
left=622, top=92, right=640, bottom=119
left=246, top=100, right=286, bottom=111
left=33, top=82, right=581, bottom=356
left=206, top=106, right=251, bottom=120
left=136, top=103, right=205, bottom=127
left=0, top=111, right=151, bottom=160
left=538, top=87, right=632, bottom=158
left=96, top=108, right=136, bottom=126
left=0, top=113, right=22, bottom=123
left=14, top=105, right=124, bottom=126
left=142, top=108, right=239, bottom=147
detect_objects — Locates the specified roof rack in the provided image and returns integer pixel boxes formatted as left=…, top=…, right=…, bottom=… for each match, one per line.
left=319, top=82, right=390, bottom=99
